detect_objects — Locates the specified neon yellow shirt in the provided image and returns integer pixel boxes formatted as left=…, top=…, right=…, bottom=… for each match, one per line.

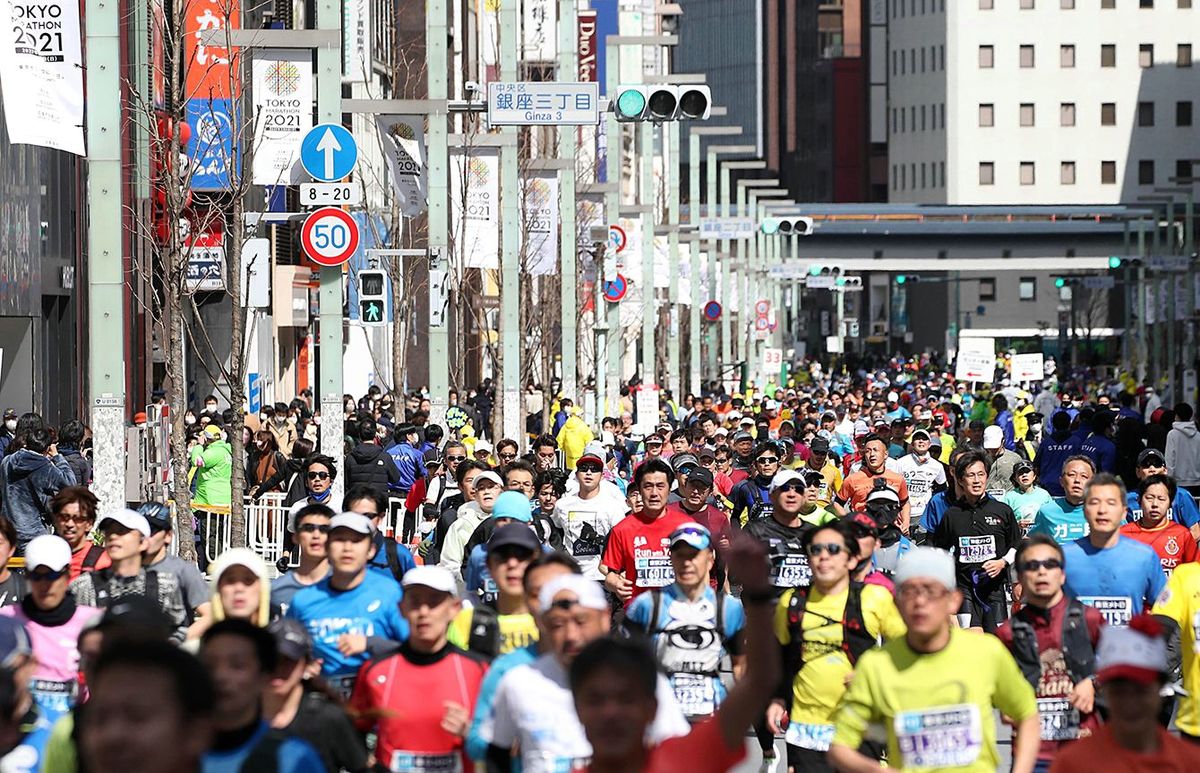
left=448, top=606, right=539, bottom=656
left=833, top=627, right=1037, bottom=772
left=1152, top=561, right=1200, bottom=735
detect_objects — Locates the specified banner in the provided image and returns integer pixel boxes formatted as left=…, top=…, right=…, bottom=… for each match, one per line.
left=0, top=0, right=85, bottom=154
left=376, top=115, right=427, bottom=217
left=522, top=0, right=556, bottom=62
left=522, top=173, right=558, bottom=275
left=183, top=0, right=239, bottom=189
left=451, top=149, right=499, bottom=269
left=252, top=50, right=311, bottom=184
left=479, top=0, right=500, bottom=69
left=342, top=0, right=370, bottom=82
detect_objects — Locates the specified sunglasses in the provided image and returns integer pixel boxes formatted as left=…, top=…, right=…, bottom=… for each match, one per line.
left=756, top=456, right=780, bottom=464
left=297, top=523, right=332, bottom=534
left=806, top=543, right=845, bottom=557
left=445, top=455, right=467, bottom=462
left=306, top=471, right=331, bottom=481
left=490, top=545, right=536, bottom=563
left=1018, top=558, right=1063, bottom=572
left=777, top=482, right=807, bottom=494
left=577, top=463, right=603, bottom=473
left=28, top=568, right=66, bottom=582
left=499, top=452, right=517, bottom=460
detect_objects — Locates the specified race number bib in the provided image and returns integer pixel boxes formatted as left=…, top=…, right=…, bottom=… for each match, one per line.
left=785, top=721, right=835, bottom=752
left=29, top=678, right=76, bottom=718
left=894, top=704, right=983, bottom=769
left=389, top=751, right=462, bottom=772
left=772, top=554, right=812, bottom=587
left=635, top=555, right=674, bottom=588
left=1037, top=698, right=1081, bottom=741
left=671, top=673, right=717, bottom=717
left=957, top=535, right=997, bottom=563
left=1079, top=596, right=1133, bottom=626
left=748, top=502, right=774, bottom=521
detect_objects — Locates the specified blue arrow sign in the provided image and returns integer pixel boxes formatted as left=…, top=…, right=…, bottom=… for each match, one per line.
left=300, top=123, right=358, bottom=182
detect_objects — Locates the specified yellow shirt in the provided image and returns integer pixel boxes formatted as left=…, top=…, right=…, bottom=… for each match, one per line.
left=833, top=628, right=1037, bottom=772
left=1152, top=561, right=1200, bottom=735
left=448, top=606, right=539, bottom=656
left=812, top=462, right=843, bottom=508
left=773, top=584, right=905, bottom=728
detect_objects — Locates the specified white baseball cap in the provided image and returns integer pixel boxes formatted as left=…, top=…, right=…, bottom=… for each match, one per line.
left=472, top=470, right=504, bottom=489
left=982, top=425, right=1004, bottom=449
left=24, top=535, right=71, bottom=572
left=538, top=574, right=608, bottom=614
left=97, top=508, right=151, bottom=539
left=894, top=547, right=956, bottom=592
left=401, top=565, right=458, bottom=596
left=328, top=512, right=376, bottom=536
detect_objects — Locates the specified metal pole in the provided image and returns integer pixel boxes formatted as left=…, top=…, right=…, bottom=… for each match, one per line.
left=667, top=120, right=681, bottom=399
left=1186, top=193, right=1196, bottom=405
left=1137, top=220, right=1148, bottom=382
left=720, top=165, right=732, bottom=376
left=1167, top=200, right=1177, bottom=401
left=558, top=0, right=578, bottom=404
left=706, top=148, right=719, bottom=382
left=425, top=0, right=450, bottom=424
left=1122, top=221, right=1131, bottom=374
left=640, top=121, right=655, bottom=383
left=499, top=0, right=521, bottom=442
left=604, top=45, right=622, bottom=415
left=688, top=133, right=702, bottom=395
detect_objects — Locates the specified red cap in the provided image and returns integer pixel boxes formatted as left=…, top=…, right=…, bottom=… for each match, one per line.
left=133, top=412, right=148, bottom=423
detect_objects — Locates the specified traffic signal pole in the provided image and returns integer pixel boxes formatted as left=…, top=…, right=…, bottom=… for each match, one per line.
left=426, top=0, right=450, bottom=424
left=500, top=0, right=521, bottom=442
left=558, top=0, right=579, bottom=404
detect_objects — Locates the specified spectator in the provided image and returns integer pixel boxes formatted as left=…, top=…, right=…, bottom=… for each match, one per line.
left=247, top=431, right=285, bottom=492
left=343, top=417, right=401, bottom=497
left=0, top=427, right=76, bottom=550
left=56, top=421, right=90, bottom=488
left=1166, top=403, right=1200, bottom=497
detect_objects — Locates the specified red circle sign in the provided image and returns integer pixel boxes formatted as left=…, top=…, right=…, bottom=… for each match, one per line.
left=301, top=208, right=360, bottom=266
left=602, top=274, right=628, bottom=303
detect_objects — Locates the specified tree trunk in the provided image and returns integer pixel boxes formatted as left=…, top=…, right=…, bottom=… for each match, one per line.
left=166, top=243, right=196, bottom=562
left=226, top=207, right=247, bottom=549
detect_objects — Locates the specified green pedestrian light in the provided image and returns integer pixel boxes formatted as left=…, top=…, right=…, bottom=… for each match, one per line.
left=809, top=265, right=822, bottom=277
left=761, top=218, right=780, bottom=235
left=896, top=275, right=907, bottom=284
left=1055, top=277, right=1066, bottom=288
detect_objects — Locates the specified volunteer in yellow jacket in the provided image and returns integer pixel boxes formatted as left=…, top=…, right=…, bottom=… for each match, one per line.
left=1150, top=560, right=1200, bottom=741
left=829, top=546, right=1040, bottom=773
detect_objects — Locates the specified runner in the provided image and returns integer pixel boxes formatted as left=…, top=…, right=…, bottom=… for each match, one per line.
left=1120, top=474, right=1199, bottom=578
left=1035, top=411, right=1082, bottom=496
left=440, top=470, right=503, bottom=581
left=342, top=485, right=416, bottom=583
left=349, top=566, right=488, bottom=773
left=552, top=451, right=626, bottom=580
left=49, top=487, right=109, bottom=580
left=767, top=520, right=905, bottom=772
left=0, top=518, right=24, bottom=608
left=454, top=522, right=541, bottom=658
left=664, top=465, right=732, bottom=588
left=828, top=546, right=1040, bottom=773
left=1151, top=560, right=1200, bottom=745
left=744, top=470, right=833, bottom=593
left=995, top=534, right=1104, bottom=771
left=835, top=434, right=911, bottom=533
left=270, top=504, right=333, bottom=615
left=847, top=513, right=901, bottom=591
left=1029, top=455, right=1096, bottom=544
left=730, top=442, right=782, bottom=527
left=462, top=491, right=540, bottom=605
left=1126, top=448, right=1200, bottom=539
left=892, top=428, right=947, bottom=529
left=802, top=436, right=843, bottom=508
left=861, top=484, right=915, bottom=578
left=625, top=523, right=746, bottom=722
left=139, top=501, right=211, bottom=627
left=1004, top=460, right=1054, bottom=534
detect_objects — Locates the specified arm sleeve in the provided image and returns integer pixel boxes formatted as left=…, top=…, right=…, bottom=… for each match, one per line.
left=1167, top=433, right=1179, bottom=473
left=485, top=677, right=517, bottom=748
left=1027, top=506, right=1049, bottom=538
left=624, top=593, right=651, bottom=632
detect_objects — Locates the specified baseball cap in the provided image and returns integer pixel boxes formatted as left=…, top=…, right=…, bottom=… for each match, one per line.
left=910, top=428, right=931, bottom=442
left=644, top=435, right=664, bottom=446
left=982, top=426, right=1004, bottom=450
left=1096, top=615, right=1169, bottom=685
left=769, top=469, right=806, bottom=493
left=137, top=501, right=173, bottom=533
left=133, top=412, right=148, bottom=424
left=401, top=565, right=458, bottom=596
left=577, top=441, right=607, bottom=466
left=739, top=416, right=756, bottom=427
left=268, top=618, right=312, bottom=662
left=894, top=547, right=956, bottom=591
left=809, top=436, right=830, bottom=454
left=472, top=470, right=504, bottom=489
left=328, top=512, right=376, bottom=536
left=669, top=523, right=712, bottom=551
left=98, top=508, right=152, bottom=539
left=487, top=523, right=541, bottom=555
left=696, top=445, right=716, bottom=460
left=685, top=466, right=715, bottom=488
left=209, top=547, right=269, bottom=586
left=538, top=574, right=608, bottom=614
left=474, top=440, right=493, bottom=453
left=0, top=618, right=31, bottom=669
left=491, top=491, right=533, bottom=523
left=887, top=391, right=899, bottom=403
left=202, top=425, right=222, bottom=439
left=24, top=535, right=71, bottom=572
left=726, top=410, right=743, bottom=422
left=848, top=512, right=879, bottom=536
left=1138, top=448, right=1166, bottom=467
left=670, top=453, right=699, bottom=473
left=731, top=430, right=753, bottom=443
left=714, top=427, right=729, bottom=437
left=866, top=485, right=900, bottom=505
left=1, top=410, right=14, bottom=420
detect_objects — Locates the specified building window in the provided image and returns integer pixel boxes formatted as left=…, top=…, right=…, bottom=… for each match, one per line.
left=1139, top=160, right=1155, bottom=185
left=1019, top=277, right=1037, bottom=301
left=1141, top=0, right=1154, bottom=6
left=1181, top=0, right=1193, bottom=8
left=921, top=164, right=927, bottom=188
left=979, top=0, right=993, bottom=8
left=1101, top=160, right=1117, bottom=184
left=980, top=45, right=994, bottom=68
left=1140, top=44, right=1154, bottom=68
left=980, top=162, right=995, bottom=185
left=940, top=161, right=946, bottom=187
left=1020, top=103, right=1036, bottom=126
left=1061, top=161, right=1076, bottom=184
left=1020, top=162, right=1036, bottom=185
left=940, top=103, right=945, bottom=128
left=1020, top=45, right=1035, bottom=68
left=1101, top=103, right=1117, bottom=126
left=1061, top=103, right=1076, bottom=126
left=979, top=103, right=994, bottom=126
left=979, top=279, right=997, bottom=302
left=921, top=48, right=926, bottom=72
left=1061, top=45, right=1075, bottom=68
left=1101, top=44, right=1116, bottom=67
left=1177, top=159, right=1194, bottom=179
left=939, top=45, right=945, bottom=70
left=1138, top=101, right=1155, bottom=126
left=1178, top=100, right=1194, bottom=126
left=900, top=109, right=906, bottom=132
left=1101, top=0, right=1115, bottom=6
left=1179, top=44, right=1193, bottom=67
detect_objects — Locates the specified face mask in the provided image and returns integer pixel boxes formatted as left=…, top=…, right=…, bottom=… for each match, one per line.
left=184, top=416, right=196, bottom=426
left=205, top=404, right=217, bottom=412
left=4, top=420, right=14, bottom=431
left=259, top=414, right=269, bottom=423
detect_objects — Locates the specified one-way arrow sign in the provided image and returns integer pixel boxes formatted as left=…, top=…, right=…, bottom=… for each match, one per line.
left=300, top=123, right=358, bottom=182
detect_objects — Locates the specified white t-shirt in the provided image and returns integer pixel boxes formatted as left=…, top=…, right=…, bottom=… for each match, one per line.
left=551, top=492, right=627, bottom=579
left=483, top=653, right=689, bottom=773
left=892, top=453, right=946, bottom=518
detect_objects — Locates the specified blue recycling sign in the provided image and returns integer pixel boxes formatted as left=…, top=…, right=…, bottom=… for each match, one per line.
left=300, top=123, right=358, bottom=182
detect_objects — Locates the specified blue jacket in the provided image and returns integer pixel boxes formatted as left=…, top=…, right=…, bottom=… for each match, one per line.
left=385, top=441, right=427, bottom=492
left=466, top=642, right=539, bottom=763
left=1034, top=431, right=1083, bottom=496
left=0, top=450, right=76, bottom=547
left=1081, top=433, right=1117, bottom=474
left=995, top=410, right=1015, bottom=451
left=919, top=490, right=950, bottom=534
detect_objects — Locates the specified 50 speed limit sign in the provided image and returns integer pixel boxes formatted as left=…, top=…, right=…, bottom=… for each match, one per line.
left=301, top=208, right=360, bottom=266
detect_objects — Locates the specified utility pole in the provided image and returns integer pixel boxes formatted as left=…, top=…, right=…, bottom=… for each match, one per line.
left=558, top=0, right=578, bottom=402
left=640, top=120, right=655, bottom=383
left=426, top=0, right=450, bottom=424
left=499, top=0, right=521, bottom=442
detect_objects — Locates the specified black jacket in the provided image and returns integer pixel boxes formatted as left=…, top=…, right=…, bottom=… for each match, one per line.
left=344, top=443, right=401, bottom=495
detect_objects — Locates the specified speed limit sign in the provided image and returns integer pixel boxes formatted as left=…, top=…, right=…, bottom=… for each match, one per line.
left=300, top=207, right=360, bottom=266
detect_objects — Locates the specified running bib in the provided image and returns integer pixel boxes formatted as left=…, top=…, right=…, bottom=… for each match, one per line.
left=894, top=704, right=983, bottom=769
left=772, top=554, right=811, bottom=587
left=389, top=751, right=462, bottom=772
left=748, top=503, right=774, bottom=521
left=785, top=721, right=835, bottom=752
left=635, top=555, right=674, bottom=588
left=671, top=673, right=717, bottom=717
left=529, top=753, right=590, bottom=773
left=29, top=678, right=76, bottom=718
left=1079, top=596, right=1133, bottom=626
left=957, top=535, right=997, bottom=563
left=1037, top=698, right=1081, bottom=742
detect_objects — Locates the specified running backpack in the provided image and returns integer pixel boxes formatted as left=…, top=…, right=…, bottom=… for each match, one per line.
left=80, top=545, right=105, bottom=572
left=90, top=569, right=159, bottom=610
left=783, top=582, right=876, bottom=678
left=383, top=539, right=405, bottom=583
left=466, top=605, right=501, bottom=660
left=1009, top=599, right=1096, bottom=688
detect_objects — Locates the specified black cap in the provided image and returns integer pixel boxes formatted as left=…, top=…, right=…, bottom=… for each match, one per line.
left=968, top=419, right=986, bottom=430
left=809, top=436, right=830, bottom=454
left=487, top=523, right=541, bottom=555
left=268, top=618, right=312, bottom=662
left=137, top=501, right=172, bottom=533
left=1138, top=448, right=1166, bottom=467
left=685, top=466, right=715, bottom=488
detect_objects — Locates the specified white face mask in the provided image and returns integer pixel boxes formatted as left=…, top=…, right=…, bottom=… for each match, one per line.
left=184, top=416, right=196, bottom=425
left=4, top=420, right=15, bottom=431
left=259, top=413, right=269, bottom=423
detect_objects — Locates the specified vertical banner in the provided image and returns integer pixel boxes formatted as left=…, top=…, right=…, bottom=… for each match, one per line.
left=451, top=149, right=500, bottom=269
left=0, top=0, right=85, bottom=154
left=252, top=50, right=311, bottom=184
left=376, top=115, right=427, bottom=217
left=522, top=0, right=556, bottom=62
left=522, top=173, right=559, bottom=275
left=577, top=10, right=597, bottom=81
left=478, top=0, right=500, bottom=73
left=183, top=0, right=239, bottom=190
left=342, top=0, right=369, bottom=82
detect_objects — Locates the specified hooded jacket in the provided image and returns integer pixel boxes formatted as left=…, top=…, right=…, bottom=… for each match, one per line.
left=345, top=442, right=402, bottom=495
left=555, top=414, right=594, bottom=470
left=1033, top=430, right=1081, bottom=497
left=0, top=449, right=76, bottom=546
left=1166, top=421, right=1200, bottom=486
left=189, top=440, right=233, bottom=508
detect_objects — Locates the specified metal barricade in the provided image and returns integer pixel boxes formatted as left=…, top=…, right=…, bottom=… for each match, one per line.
left=384, top=496, right=406, bottom=540
left=245, top=493, right=289, bottom=567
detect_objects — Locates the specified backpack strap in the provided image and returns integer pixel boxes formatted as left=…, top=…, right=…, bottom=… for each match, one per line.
left=1009, top=612, right=1042, bottom=688
left=467, top=605, right=500, bottom=660
left=714, top=589, right=726, bottom=644
left=783, top=585, right=811, bottom=686
left=239, top=727, right=286, bottom=773
left=1062, top=599, right=1097, bottom=685
left=92, top=569, right=112, bottom=609
left=384, top=538, right=404, bottom=582
left=145, top=570, right=159, bottom=606
left=647, top=589, right=663, bottom=636
left=81, top=544, right=104, bottom=571
left=840, top=582, right=876, bottom=667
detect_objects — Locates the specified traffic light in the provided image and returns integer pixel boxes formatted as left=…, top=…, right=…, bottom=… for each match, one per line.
left=895, top=274, right=921, bottom=285
left=838, top=276, right=863, bottom=291
left=1054, top=276, right=1078, bottom=288
left=358, top=269, right=387, bottom=326
left=761, top=216, right=813, bottom=235
left=1107, top=256, right=1143, bottom=269
left=613, top=85, right=711, bottom=121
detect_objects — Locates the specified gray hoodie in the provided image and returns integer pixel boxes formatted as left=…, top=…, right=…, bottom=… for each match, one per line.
left=1166, top=421, right=1200, bottom=486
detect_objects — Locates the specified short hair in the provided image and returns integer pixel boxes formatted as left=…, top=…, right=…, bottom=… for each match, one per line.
left=201, top=619, right=277, bottom=674
left=455, top=459, right=488, bottom=488
left=522, top=551, right=582, bottom=594
left=1051, top=411, right=1072, bottom=431
left=503, top=458, right=536, bottom=480
left=203, top=395, right=218, bottom=404
left=496, top=439, right=519, bottom=455
left=750, top=441, right=779, bottom=460
left=293, top=503, right=335, bottom=526
left=800, top=520, right=861, bottom=559
left=0, top=518, right=15, bottom=548
left=51, top=486, right=99, bottom=522
left=953, top=449, right=991, bottom=480
left=1083, top=472, right=1127, bottom=503
left=535, top=469, right=568, bottom=497
left=1175, top=403, right=1194, bottom=422
left=92, top=639, right=216, bottom=720
left=424, top=425, right=445, bottom=445
left=356, top=418, right=377, bottom=443
left=860, top=433, right=886, bottom=449
left=991, top=394, right=1009, bottom=411
left=394, top=424, right=418, bottom=442
left=59, top=420, right=86, bottom=447
left=1139, top=473, right=1177, bottom=504
left=533, top=434, right=558, bottom=452
left=1061, top=454, right=1097, bottom=476
left=569, top=637, right=658, bottom=700
left=443, top=440, right=466, bottom=455
left=290, top=437, right=315, bottom=460
left=342, top=485, right=387, bottom=516
left=302, top=454, right=337, bottom=479
left=1016, top=534, right=1065, bottom=567
left=634, top=458, right=674, bottom=487
left=25, top=428, right=52, bottom=454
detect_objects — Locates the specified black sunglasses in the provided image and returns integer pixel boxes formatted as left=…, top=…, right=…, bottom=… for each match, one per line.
left=757, top=456, right=780, bottom=464
left=1018, top=558, right=1063, bottom=572
left=28, top=568, right=67, bottom=582
left=445, top=455, right=467, bottom=462
left=577, top=463, right=603, bottom=473
left=297, top=523, right=332, bottom=534
left=306, top=471, right=330, bottom=481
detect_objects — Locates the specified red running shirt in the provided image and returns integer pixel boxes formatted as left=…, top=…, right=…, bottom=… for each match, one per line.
left=1120, top=520, right=1200, bottom=578
left=584, top=717, right=746, bottom=773
left=602, top=510, right=695, bottom=606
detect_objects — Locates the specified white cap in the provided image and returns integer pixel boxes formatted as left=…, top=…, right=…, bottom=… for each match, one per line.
left=475, top=440, right=493, bottom=453
left=739, top=416, right=755, bottom=427
left=982, top=425, right=1004, bottom=449
left=600, top=431, right=617, bottom=447
left=209, top=547, right=269, bottom=586
left=887, top=391, right=899, bottom=403
left=24, top=535, right=71, bottom=572
left=894, top=547, right=957, bottom=592
left=538, top=574, right=608, bottom=613
left=401, top=565, right=458, bottom=596
left=328, top=512, right=376, bottom=535
left=98, top=508, right=151, bottom=539
left=769, top=469, right=805, bottom=493
left=1096, top=618, right=1170, bottom=683
left=582, top=440, right=608, bottom=460
left=472, top=470, right=504, bottom=488
left=726, top=410, right=742, bottom=421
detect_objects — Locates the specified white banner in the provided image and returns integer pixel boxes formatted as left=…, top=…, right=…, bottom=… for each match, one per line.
left=0, top=0, right=84, bottom=155
left=252, top=50, right=311, bottom=184
left=522, top=173, right=558, bottom=275
left=955, top=337, right=995, bottom=382
left=342, top=0, right=370, bottom=82
left=1010, top=352, right=1044, bottom=384
left=635, top=386, right=659, bottom=434
left=522, top=0, right=556, bottom=61
left=451, top=149, right=500, bottom=269
left=376, top=115, right=427, bottom=217
left=479, top=0, right=500, bottom=67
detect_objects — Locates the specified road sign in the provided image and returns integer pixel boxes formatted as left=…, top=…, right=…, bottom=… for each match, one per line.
left=300, top=123, right=358, bottom=182
left=761, top=347, right=783, bottom=373
left=487, top=82, right=601, bottom=126
left=301, top=181, right=363, bottom=207
left=1148, top=254, right=1189, bottom=272
left=1081, top=276, right=1115, bottom=290
left=301, top=208, right=360, bottom=266
left=698, top=217, right=755, bottom=241
left=955, top=337, right=995, bottom=382
left=806, top=276, right=835, bottom=289
left=608, top=224, right=627, bottom=253
left=703, top=301, right=722, bottom=321
left=602, top=274, right=628, bottom=303
left=754, top=299, right=770, bottom=316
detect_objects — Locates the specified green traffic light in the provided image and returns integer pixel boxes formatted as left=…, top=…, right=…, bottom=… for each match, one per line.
left=1108, top=256, right=1122, bottom=269
left=761, top=218, right=779, bottom=235
left=836, top=277, right=846, bottom=286
left=616, top=89, right=646, bottom=119
left=1055, top=277, right=1066, bottom=288
left=896, top=275, right=907, bottom=284
left=809, top=265, right=821, bottom=276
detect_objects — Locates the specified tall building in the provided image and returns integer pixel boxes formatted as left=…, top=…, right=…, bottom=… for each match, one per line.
left=886, top=0, right=1200, bottom=204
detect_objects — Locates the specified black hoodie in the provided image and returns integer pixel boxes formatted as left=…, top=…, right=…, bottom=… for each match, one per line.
left=344, top=442, right=401, bottom=495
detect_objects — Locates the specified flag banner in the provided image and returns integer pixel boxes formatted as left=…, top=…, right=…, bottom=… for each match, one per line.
left=376, top=115, right=427, bottom=217
left=522, top=173, right=558, bottom=275
left=451, top=148, right=500, bottom=269
left=252, top=50, right=311, bottom=184
left=0, top=0, right=85, bottom=154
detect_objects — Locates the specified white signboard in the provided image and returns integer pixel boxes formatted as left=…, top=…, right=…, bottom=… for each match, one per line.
left=807, top=276, right=836, bottom=289
left=1010, top=353, right=1044, bottom=384
left=522, top=0, right=556, bottom=62
left=451, top=149, right=500, bottom=269
left=300, top=182, right=362, bottom=206
left=342, top=0, right=369, bottom=82
left=826, top=335, right=843, bottom=354
left=522, top=173, right=559, bottom=275
left=699, top=217, right=755, bottom=241
left=0, top=0, right=85, bottom=154
left=635, top=386, right=660, bottom=434
left=955, top=337, right=995, bottom=383
left=186, top=246, right=226, bottom=291
left=761, top=347, right=783, bottom=375
left=487, top=82, right=600, bottom=126
left=376, top=115, right=427, bottom=217
left=252, top=50, right=311, bottom=184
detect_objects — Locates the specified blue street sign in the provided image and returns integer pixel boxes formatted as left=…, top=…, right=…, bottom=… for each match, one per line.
left=602, top=274, right=627, bottom=303
left=300, top=123, right=358, bottom=182
left=248, top=373, right=261, bottom=415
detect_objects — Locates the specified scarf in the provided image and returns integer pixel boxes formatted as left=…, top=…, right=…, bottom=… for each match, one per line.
left=20, top=592, right=77, bottom=627
left=307, top=488, right=332, bottom=504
